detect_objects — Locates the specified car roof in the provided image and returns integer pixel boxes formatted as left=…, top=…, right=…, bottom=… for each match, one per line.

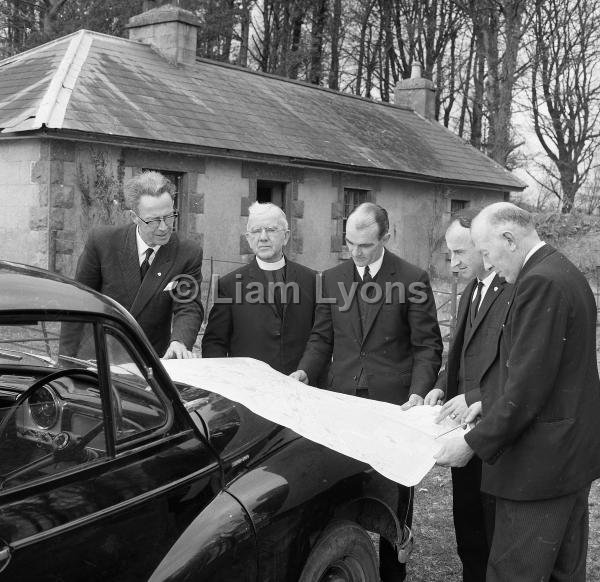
left=0, top=260, right=130, bottom=320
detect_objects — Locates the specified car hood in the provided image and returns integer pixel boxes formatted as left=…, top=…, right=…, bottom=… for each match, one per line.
left=175, top=382, right=293, bottom=464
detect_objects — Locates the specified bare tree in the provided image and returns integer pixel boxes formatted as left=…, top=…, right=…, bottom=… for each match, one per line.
left=528, top=0, right=600, bottom=213
left=328, top=0, right=343, bottom=89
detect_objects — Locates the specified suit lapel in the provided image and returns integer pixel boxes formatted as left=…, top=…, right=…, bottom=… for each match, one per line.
left=130, top=235, right=176, bottom=317
left=118, top=225, right=142, bottom=307
left=464, top=274, right=505, bottom=348
left=282, top=259, right=297, bottom=319
left=361, top=251, right=392, bottom=343
left=452, top=278, right=476, bottom=348
left=339, top=260, right=363, bottom=343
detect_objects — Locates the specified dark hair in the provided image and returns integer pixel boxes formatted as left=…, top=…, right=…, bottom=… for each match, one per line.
left=124, top=171, right=175, bottom=212
left=350, top=202, right=389, bottom=238
left=451, top=206, right=481, bottom=229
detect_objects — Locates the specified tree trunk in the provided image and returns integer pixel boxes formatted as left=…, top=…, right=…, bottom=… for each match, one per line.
left=308, top=0, right=328, bottom=84
left=328, top=0, right=342, bottom=89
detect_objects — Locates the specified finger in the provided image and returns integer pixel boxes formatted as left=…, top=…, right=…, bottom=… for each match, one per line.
left=436, top=407, right=453, bottom=423
left=400, top=402, right=414, bottom=410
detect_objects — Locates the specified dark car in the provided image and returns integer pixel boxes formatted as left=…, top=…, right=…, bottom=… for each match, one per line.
left=0, top=261, right=408, bottom=581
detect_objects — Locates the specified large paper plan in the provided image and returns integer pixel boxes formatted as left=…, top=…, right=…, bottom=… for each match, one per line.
left=162, top=357, right=467, bottom=486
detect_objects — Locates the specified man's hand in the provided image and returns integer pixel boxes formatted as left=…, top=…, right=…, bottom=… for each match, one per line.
left=290, top=370, right=309, bottom=384
left=424, top=388, right=445, bottom=406
left=163, top=341, right=194, bottom=359
left=436, top=394, right=468, bottom=424
left=400, top=393, right=424, bottom=410
left=434, top=435, right=474, bottom=467
left=464, top=401, right=482, bottom=424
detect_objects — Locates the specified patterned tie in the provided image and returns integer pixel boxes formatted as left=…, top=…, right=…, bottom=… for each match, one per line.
left=470, top=280, right=484, bottom=325
left=140, top=248, right=154, bottom=280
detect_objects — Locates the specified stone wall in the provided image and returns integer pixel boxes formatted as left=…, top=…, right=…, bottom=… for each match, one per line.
left=0, top=137, right=506, bottom=287
left=0, top=139, right=46, bottom=266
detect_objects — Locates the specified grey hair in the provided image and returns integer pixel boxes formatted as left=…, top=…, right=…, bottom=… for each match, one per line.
left=248, top=202, right=288, bottom=230
left=479, top=202, right=534, bottom=230
left=124, top=171, right=175, bottom=211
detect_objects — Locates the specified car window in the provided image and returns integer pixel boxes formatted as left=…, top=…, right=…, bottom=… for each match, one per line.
left=104, top=329, right=169, bottom=444
left=0, top=321, right=107, bottom=491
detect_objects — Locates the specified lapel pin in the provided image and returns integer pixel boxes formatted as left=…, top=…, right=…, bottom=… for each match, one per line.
left=493, top=286, right=498, bottom=291
left=157, top=272, right=162, bottom=277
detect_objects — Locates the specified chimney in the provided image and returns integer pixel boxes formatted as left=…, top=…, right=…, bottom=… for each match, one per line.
left=394, top=63, right=436, bottom=120
left=127, top=3, right=200, bottom=66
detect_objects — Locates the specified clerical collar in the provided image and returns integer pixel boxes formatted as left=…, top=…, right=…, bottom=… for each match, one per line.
left=256, top=256, right=286, bottom=271
left=356, top=249, right=385, bottom=279
left=135, top=227, right=161, bottom=264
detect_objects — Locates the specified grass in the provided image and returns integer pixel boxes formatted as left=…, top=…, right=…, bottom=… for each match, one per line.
left=405, top=466, right=600, bottom=581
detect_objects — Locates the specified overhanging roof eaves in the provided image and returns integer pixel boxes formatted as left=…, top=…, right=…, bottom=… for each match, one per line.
left=5, top=127, right=525, bottom=192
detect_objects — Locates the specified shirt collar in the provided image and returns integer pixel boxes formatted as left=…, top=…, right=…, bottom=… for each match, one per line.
left=135, top=227, right=161, bottom=262
left=478, top=270, right=497, bottom=289
left=523, top=241, right=546, bottom=267
left=256, top=256, right=286, bottom=271
left=356, top=249, right=385, bottom=279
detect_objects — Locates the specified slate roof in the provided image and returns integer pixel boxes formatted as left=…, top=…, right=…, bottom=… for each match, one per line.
left=0, top=30, right=524, bottom=190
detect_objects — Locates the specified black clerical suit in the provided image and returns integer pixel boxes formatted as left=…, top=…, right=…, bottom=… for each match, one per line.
left=202, top=257, right=317, bottom=375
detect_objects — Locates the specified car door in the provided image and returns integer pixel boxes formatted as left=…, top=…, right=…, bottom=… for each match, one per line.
left=0, top=318, right=221, bottom=581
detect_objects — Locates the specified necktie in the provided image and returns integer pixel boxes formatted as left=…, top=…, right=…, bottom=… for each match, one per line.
left=470, top=280, right=484, bottom=325
left=140, top=248, right=154, bottom=280
left=362, top=265, right=375, bottom=299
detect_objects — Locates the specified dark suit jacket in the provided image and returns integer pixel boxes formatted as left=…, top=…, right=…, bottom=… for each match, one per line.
left=298, top=250, right=442, bottom=405
left=202, top=258, right=317, bottom=375
left=465, top=245, right=600, bottom=500
left=435, top=274, right=510, bottom=405
left=67, top=223, right=203, bottom=357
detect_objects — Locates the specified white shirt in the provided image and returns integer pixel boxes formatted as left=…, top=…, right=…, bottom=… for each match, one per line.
left=472, top=270, right=497, bottom=310
left=256, top=256, right=286, bottom=271
left=523, top=241, right=546, bottom=267
left=135, top=227, right=160, bottom=267
left=356, top=249, right=385, bottom=280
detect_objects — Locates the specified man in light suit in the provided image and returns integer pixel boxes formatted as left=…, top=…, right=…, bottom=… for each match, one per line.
left=64, top=171, right=203, bottom=359
left=436, top=202, right=600, bottom=582
left=292, top=202, right=442, bottom=581
left=202, top=202, right=317, bottom=375
left=419, top=209, right=509, bottom=581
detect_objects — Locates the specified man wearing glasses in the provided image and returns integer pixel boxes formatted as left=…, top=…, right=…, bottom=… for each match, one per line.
left=69, top=171, right=203, bottom=359
left=202, top=202, right=317, bottom=376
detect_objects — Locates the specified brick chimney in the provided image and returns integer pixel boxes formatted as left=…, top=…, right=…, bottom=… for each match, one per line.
left=127, top=3, right=200, bottom=66
left=394, top=63, right=436, bottom=120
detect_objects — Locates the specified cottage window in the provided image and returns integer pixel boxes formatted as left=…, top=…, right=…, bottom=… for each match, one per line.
left=343, top=188, right=370, bottom=240
left=257, top=180, right=287, bottom=211
left=143, top=168, right=183, bottom=230
left=450, top=199, right=469, bottom=214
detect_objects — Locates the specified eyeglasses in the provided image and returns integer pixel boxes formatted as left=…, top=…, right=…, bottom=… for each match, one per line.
left=246, top=226, right=285, bottom=237
left=134, top=211, right=179, bottom=229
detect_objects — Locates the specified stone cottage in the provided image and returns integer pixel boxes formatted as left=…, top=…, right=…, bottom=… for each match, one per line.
left=0, top=3, right=524, bottom=298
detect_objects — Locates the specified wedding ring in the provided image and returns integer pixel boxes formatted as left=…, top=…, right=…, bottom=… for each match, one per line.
left=450, top=413, right=457, bottom=419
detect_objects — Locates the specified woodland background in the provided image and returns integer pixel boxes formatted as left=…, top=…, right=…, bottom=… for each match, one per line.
left=2, top=0, right=600, bottom=215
